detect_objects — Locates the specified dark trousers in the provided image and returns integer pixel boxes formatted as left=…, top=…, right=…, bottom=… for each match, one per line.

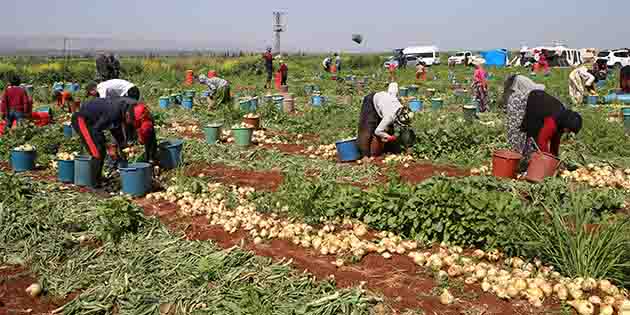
left=144, top=129, right=158, bottom=163
left=5, top=111, right=25, bottom=128
left=281, top=73, right=287, bottom=86
left=71, top=113, right=105, bottom=182
left=357, top=94, right=400, bottom=157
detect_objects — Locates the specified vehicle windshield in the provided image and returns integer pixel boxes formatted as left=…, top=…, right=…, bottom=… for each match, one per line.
left=598, top=51, right=610, bottom=57
left=416, top=52, right=434, bottom=58
left=455, top=52, right=465, bottom=56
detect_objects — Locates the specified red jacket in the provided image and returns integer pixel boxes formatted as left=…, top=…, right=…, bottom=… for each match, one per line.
left=537, top=117, right=561, bottom=156
left=1, top=86, right=32, bottom=114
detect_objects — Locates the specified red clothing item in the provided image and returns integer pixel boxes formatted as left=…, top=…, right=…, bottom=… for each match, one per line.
left=1, top=86, right=31, bottom=114
left=132, top=103, right=154, bottom=145
left=263, top=52, right=273, bottom=62
left=536, top=117, right=561, bottom=156
left=279, top=64, right=288, bottom=75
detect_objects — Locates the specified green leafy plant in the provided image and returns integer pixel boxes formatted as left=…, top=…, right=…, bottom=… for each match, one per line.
left=95, top=197, right=145, bottom=242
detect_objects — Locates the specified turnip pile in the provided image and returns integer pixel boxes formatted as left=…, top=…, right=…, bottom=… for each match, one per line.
left=561, top=164, right=630, bottom=189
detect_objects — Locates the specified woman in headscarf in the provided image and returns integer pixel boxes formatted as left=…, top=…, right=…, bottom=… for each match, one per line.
left=568, top=56, right=597, bottom=105
left=357, top=82, right=412, bottom=157
left=520, top=90, right=582, bottom=157
left=620, top=65, right=630, bottom=94
left=472, top=58, right=489, bottom=112
left=502, top=75, right=545, bottom=155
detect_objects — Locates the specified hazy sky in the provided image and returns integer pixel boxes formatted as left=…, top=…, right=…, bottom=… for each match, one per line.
left=3, top=0, right=630, bottom=52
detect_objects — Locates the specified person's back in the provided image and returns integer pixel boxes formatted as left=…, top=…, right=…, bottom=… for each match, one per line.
left=79, top=97, right=130, bottom=129
left=97, top=79, right=135, bottom=98
left=2, top=86, right=30, bottom=113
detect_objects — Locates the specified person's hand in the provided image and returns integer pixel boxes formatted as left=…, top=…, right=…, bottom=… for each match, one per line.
left=386, top=135, right=397, bottom=143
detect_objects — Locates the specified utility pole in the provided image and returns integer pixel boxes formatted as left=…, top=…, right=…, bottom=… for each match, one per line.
left=272, top=11, right=286, bottom=55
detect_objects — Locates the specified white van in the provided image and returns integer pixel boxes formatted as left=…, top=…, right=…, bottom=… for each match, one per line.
left=402, top=46, right=441, bottom=66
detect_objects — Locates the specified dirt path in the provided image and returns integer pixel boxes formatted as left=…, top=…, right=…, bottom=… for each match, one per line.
left=184, top=163, right=284, bottom=191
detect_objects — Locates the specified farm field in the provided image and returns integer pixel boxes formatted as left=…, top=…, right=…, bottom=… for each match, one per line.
left=1, top=55, right=630, bottom=315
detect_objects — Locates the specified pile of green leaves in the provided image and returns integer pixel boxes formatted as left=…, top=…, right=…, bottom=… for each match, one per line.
left=95, top=197, right=146, bottom=242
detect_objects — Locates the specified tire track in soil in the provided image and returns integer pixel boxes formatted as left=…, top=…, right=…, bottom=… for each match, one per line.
left=138, top=199, right=549, bottom=315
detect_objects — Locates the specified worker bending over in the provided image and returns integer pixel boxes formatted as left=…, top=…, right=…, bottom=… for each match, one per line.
left=357, top=83, right=413, bottom=157
left=71, top=97, right=157, bottom=184
left=520, top=90, right=582, bottom=157
left=568, top=56, right=597, bottom=104
left=198, top=75, right=231, bottom=109
left=87, top=79, right=140, bottom=100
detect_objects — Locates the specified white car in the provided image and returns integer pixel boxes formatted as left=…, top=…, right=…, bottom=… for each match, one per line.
left=597, top=49, right=630, bottom=69
left=448, top=51, right=473, bottom=65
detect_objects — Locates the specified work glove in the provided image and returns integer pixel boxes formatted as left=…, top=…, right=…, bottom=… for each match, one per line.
left=385, top=135, right=397, bottom=143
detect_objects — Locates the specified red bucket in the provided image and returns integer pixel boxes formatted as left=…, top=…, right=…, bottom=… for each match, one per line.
left=207, top=70, right=217, bottom=78
left=492, top=150, right=522, bottom=179
left=525, top=151, right=560, bottom=183
left=31, top=112, right=51, bottom=127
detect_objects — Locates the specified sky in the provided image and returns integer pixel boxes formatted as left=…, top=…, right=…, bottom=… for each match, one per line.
left=3, top=0, right=630, bottom=52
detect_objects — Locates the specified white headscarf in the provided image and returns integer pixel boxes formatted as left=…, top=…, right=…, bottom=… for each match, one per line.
left=512, top=75, right=545, bottom=95
left=387, top=82, right=399, bottom=97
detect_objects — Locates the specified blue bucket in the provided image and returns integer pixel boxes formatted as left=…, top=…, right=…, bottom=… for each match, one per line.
left=53, top=82, right=64, bottom=92
left=64, top=83, right=73, bottom=92
left=335, top=138, right=361, bottom=162
left=119, top=162, right=153, bottom=197
left=399, top=87, right=409, bottom=97
left=10, top=149, right=37, bottom=172
left=617, top=94, right=630, bottom=104
left=409, top=99, right=423, bottom=112
left=63, top=124, right=73, bottom=138
left=273, top=96, right=284, bottom=110
left=623, top=108, right=630, bottom=131
left=407, top=85, right=419, bottom=95
left=72, top=83, right=80, bottom=92
left=159, top=139, right=184, bottom=170
left=182, top=97, right=193, bottom=110
left=585, top=95, right=598, bottom=106
left=57, top=159, right=75, bottom=183
left=159, top=97, right=170, bottom=109
left=74, top=155, right=99, bottom=187
left=311, top=95, right=323, bottom=107
left=250, top=97, right=258, bottom=111
left=239, top=99, right=253, bottom=112
left=431, top=98, right=444, bottom=110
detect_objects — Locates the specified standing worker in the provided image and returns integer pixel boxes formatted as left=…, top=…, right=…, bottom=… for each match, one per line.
left=263, top=47, right=274, bottom=89
left=416, top=60, right=427, bottom=82
left=1, top=75, right=32, bottom=127
left=620, top=65, right=630, bottom=94
left=279, top=60, right=288, bottom=86
left=568, top=56, right=597, bottom=105
left=87, top=79, right=140, bottom=100
left=323, top=56, right=332, bottom=72
left=335, top=53, right=342, bottom=73
left=71, top=97, right=157, bottom=184
left=520, top=90, right=582, bottom=157
left=54, top=89, right=76, bottom=113
left=357, top=83, right=413, bottom=158
left=388, top=62, right=398, bottom=82
left=502, top=75, right=545, bottom=156
left=472, top=59, right=489, bottom=112
left=198, top=75, right=231, bottom=109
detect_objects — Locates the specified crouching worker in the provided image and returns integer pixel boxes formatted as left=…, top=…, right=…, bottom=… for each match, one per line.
left=54, top=88, right=78, bottom=113
left=520, top=90, right=582, bottom=158
left=71, top=97, right=157, bottom=184
left=357, top=83, right=414, bottom=157
left=198, top=75, right=231, bottom=110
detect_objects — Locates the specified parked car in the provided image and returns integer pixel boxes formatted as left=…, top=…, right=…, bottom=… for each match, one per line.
left=448, top=51, right=473, bottom=65
left=403, top=46, right=441, bottom=66
left=597, top=49, right=630, bottom=69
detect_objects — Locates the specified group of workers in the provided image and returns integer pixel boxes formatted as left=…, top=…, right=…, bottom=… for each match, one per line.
left=323, top=53, right=342, bottom=73
left=262, top=47, right=289, bottom=89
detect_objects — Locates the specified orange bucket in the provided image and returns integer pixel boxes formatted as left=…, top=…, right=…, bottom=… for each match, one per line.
left=525, top=151, right=560, bottom=183
left=492, top=150, right=523, bottom=179
left=185, top=70, right=194, bottom=85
